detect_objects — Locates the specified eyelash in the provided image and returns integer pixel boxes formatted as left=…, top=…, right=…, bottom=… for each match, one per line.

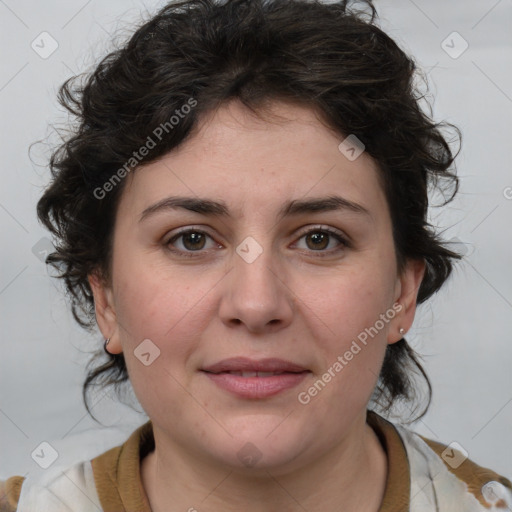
left=164, top=226, right=350, bottom=259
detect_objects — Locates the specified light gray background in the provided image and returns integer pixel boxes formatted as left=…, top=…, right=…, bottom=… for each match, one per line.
left=1, top=0, right=511, bottom=481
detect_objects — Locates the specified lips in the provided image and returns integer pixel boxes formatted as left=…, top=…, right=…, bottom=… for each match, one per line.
left=201, top=357, right=308, bottom=374
left=201, top=357, right=310, bottom=398
left=219, top=371, right=287, bottom=377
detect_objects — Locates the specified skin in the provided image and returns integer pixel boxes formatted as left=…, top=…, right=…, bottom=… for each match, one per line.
left=89, top=99, right=425, bottom=512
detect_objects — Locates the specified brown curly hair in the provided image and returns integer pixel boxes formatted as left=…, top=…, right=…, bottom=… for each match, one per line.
left=36, top=0, right=461, bottom=422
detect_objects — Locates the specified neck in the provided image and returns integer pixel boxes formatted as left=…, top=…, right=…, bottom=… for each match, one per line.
left=141, top=417, right=387, bottom=512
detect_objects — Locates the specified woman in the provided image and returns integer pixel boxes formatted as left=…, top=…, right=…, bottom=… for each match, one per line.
left=1, top=0, right=511, bottom=510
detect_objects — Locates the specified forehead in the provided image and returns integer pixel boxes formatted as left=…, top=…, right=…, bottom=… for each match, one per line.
left=119, top=99, right=388, bottom=221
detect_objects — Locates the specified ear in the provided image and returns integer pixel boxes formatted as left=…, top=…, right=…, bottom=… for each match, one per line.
left=388, top=258, right=426, bottom=344
left=88, top=271, right=123, bottom=354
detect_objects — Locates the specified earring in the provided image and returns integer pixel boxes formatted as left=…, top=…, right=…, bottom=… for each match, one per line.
left=104, top=338, right=111, bottom=353
left=399, top=328, right=406, bottom=335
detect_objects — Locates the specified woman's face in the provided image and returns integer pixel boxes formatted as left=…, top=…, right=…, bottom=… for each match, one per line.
left=90, top=100, right=424, bottom=473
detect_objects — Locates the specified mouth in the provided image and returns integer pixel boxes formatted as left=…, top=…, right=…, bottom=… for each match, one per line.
left=209, top=370, right=299, bottom=377
left=201, top=357, right=310, bottom=398
left=201, top=357, right=309, bottom=374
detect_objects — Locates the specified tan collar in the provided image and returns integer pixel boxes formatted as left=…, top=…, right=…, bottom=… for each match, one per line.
left=91, top=410, right=409, bottom=511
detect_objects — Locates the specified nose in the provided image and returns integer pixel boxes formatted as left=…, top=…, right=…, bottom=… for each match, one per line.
left=218, top=243, right=294, bottom=334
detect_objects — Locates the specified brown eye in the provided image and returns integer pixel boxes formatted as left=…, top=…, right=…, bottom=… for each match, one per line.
left=305, top=232, right=330, bottom=250
left=181, top=232, right=206, bottom=251
left=294, top=227, right=349, bottom=256
left=166, top=229, right=218, bottom=256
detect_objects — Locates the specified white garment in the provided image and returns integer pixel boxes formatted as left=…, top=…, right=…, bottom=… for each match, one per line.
left=16, top=423, right=512, bottom=512
left=17, top=462, right=101, bottom=512
left=394, top=424, right=512, bottom=512
left=16, top=422, right=140, bottom=512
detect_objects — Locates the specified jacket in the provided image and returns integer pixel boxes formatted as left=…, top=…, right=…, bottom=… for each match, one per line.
left=1, top=411, right=511, bottom=511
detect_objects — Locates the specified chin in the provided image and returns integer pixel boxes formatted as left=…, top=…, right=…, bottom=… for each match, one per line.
left=209, top=417, right=310, bottom=473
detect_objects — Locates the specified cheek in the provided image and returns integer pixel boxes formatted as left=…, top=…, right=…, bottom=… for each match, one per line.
left=111, top=261, right=221, bottom=416
left=294, top=255, right=397, bottom=392
left=295, top=284, right=392, bottom=416
left=112, top=255, right=219, bottom=360
left=304, top=262, right=396, bottom=341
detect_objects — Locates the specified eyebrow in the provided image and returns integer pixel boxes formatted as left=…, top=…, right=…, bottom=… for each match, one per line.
left=139, top=195, right=371, bottom=222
